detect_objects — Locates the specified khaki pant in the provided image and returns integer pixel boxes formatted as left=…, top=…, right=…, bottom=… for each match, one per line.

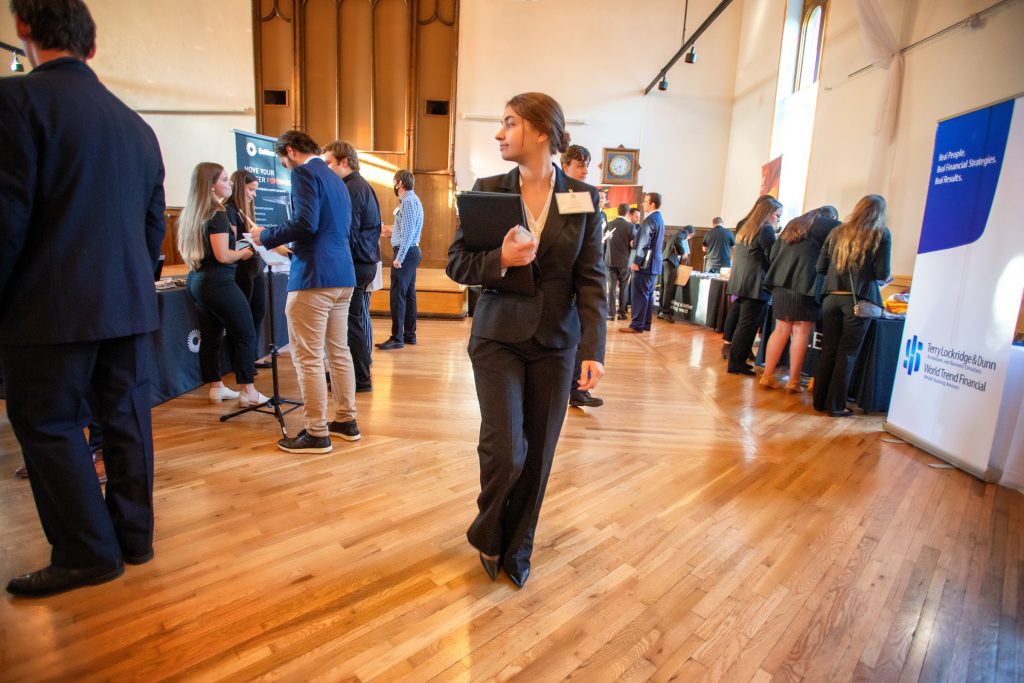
left=285, top=287, right=356, bottom=437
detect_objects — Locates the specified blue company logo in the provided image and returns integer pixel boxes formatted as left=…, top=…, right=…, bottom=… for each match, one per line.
left=903, top=335, right=924, bottom=375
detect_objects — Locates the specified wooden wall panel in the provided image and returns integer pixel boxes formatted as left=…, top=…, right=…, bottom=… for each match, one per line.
left=414, top=173, right=456, bottom=268
left=256, top=0, right=297, bottom=136
left=414, top=0, right=456, bottom=172
left=373, top=0, right=411, bottom=152
left=338, top=0, right=373, bottom=149
left=301, top=0, right=339, bottom=146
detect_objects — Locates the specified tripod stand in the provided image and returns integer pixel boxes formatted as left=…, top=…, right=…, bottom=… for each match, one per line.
left=221, top=262, right=302, bottom=436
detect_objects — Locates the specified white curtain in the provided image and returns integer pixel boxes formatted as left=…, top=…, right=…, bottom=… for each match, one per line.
left=854, top=0, right=904, bottom=143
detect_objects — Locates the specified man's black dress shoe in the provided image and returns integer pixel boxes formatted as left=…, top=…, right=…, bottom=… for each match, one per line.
left=728, top=366, right=756, bottom=376
left=506, top=566, right=530, bottom=588
left=356, top=383, right=372, bottom=393
left=569, top=390, right=604, bottom=408
left=403, top=337, right=417, bottom=345
left=479, top=553, right=500, bottom=581
left=375, top=337, right=404, bottom=350
left=828, top=408, right=854, bottom=417
left=6, top=562, right=124, bottom=597
left=123, top=549, right=154, bottom=565
left=255, top=360, right=273, bottom=369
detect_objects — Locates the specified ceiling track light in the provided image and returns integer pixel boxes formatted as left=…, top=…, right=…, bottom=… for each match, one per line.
left=10, top=53, right=24, bottom=72
left=684, top=46, right=697, bottom=64
left=658, top=76, right=669, bottom=91
left=2, top=40, right=27, bottom=73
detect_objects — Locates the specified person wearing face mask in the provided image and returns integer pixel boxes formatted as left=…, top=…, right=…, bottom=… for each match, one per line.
left=225, top=170, right=268, bottom=364
left=179, top=163, right=267, bottom=406
left=446, top=92, right=607, bottom=588
left=726, top=195, right=783, bottom=375
left=376, top=169, right=424, bottom=350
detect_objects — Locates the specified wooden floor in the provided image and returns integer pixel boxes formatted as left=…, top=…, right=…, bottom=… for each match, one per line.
left=1, top=318, right=1021, bottom=682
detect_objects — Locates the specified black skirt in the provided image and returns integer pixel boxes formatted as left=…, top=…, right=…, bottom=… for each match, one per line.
left=771, top=286, right=821, bottom=322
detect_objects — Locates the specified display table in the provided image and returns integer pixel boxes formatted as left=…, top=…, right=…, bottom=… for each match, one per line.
left=148, top=271, right=288, bottom=405
left=754, top=306, right=905, bottom=412
left=668, top=275, right=731, bottom=330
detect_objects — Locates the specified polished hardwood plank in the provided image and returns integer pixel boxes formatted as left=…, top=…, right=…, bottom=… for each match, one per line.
left=1, top=318, right=1021, bottom=682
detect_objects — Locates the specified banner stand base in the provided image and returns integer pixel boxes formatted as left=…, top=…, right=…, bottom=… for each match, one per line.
left=883, top=420, right=1001, bottom=484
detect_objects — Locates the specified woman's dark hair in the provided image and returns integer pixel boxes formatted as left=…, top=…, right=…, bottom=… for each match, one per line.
left=323, top=140, right=360, bottom=171
left=507, top=92, right=569, bottom=155
left=394, top=169, right=415, bottom=191
left=818, top=205, right=839, bottom=220
left=274, top=130, right=320, bottom=156
left=11, top=0, right=95, bottom=59
left=780, top=208, right=818, bottom=244
left=228, top=170, right=258, bottom=226
left=560, top=144, right=590, bottom=166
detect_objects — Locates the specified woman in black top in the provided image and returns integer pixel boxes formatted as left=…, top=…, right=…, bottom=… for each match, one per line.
left=225, top=171, right=267, bottom=364
left=726, top=196, right=782, bottom=375
left=446, top=92, right=606, bottom=588
left=760, top=206, right=840, bottom=391
left=813, top=195, right=892, bottom=416
left=177, top=162, right=267, bottom=406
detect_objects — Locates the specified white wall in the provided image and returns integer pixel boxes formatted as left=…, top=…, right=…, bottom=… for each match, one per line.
left=455, top=0, right=742, bottom=227
left=1, top=1, right=255, bottom=207
left=806, top=0, right=1024, bottom=275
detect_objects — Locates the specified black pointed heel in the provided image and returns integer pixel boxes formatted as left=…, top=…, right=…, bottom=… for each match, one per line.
left=479, top=553, right=500, bottom=581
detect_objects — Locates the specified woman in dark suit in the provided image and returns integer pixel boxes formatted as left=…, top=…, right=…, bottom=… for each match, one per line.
left=760, top=206, right=840, bottom=391
left=814, top=195, right=892, bottom=416
left=446, top=92, right=607, bottom=587
left=178, top=162, right=268, bottom=407
left=726, top=196, right=783, bottom=375
left=225, top=171, right=267, bottom=364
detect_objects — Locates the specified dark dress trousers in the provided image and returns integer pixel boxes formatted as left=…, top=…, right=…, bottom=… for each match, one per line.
left=0, top=57, right=166, bottom=569
left=629, top=211, right=665, bottom=331
left=813, top=228, right=892, bottom=412
left=226, top=201, right=267, bottom=360
left=446, top=166, right=607, bottom=577
left=605, top=216, right=633, bottom=317
left=726, top=224, right=776, bottom=371
left=342, top=171, right=382, bottom=389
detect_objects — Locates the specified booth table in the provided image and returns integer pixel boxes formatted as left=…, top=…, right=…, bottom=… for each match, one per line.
left=753, top=307, right=905, bottom=413
left=667, top=275, right=731, bottom=331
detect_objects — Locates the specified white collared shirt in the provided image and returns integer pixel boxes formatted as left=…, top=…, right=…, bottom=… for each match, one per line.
left=519, top=168, right=556, bottom=240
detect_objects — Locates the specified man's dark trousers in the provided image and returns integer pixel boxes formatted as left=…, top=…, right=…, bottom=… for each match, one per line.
left=349, top=261, right=377, bottom=389
left=1, top=335, right=154, bottom=569
left=630, top=272, right=655, bottom=331
left=607, top=266, right=629, bottom=317
left=390, top=246, right=421, bottom=342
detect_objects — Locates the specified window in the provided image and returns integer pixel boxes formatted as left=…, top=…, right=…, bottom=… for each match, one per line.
left=795, top=2, right=825, bottom=91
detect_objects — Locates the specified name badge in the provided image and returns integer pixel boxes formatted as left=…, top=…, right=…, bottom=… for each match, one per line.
left=555, top=191, right=595, bottom=215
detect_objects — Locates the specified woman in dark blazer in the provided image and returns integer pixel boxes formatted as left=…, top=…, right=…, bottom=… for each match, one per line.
left=813, top=195, right=892, bottom=416
left=225, top=171, right=267, bottom=364
left=446, top=92, right=607, bottom=587
left=726, top=196, right=783, bottom=374
left=760, top=206, right=840, bottom=391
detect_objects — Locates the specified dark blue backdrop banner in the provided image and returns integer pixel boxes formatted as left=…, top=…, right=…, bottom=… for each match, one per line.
left=233, top=130, right=292, bottom=228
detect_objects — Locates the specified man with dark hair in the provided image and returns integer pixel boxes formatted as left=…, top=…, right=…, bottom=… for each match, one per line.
left=622, top=193, right=665, bottom=333
left=323, top=140, right=382, bottom=392
left=702, top=216, right=735, bottom=273
left=605, top=203, right=634, bottom=320
left=252, top=131, right=360, bottom=452
left=376, top=169, right=423, bottom=350
left=1, top=0, right=166, bottom=596
left=560, top=144, right=591, bottom=179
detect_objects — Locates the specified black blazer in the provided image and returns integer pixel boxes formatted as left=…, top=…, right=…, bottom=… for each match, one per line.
left=0, top=58, right=166, bottom=345
left=817, top=227, right=892, bottom=306
left=343, top=171, right=383, bottom=265
left=765, top=216, right=840, bottom=296
left=727, top=224, right=776, bottom=300
left=605, top=217, right=634, bottom=268
left=446, top=167, right=607, bottom=363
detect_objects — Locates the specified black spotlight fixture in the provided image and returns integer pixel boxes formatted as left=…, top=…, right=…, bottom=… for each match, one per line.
left=684, top=46, right=697, bottom=64
left=658, top=76, right=669, bottom=91
left=10, top=54, right=24, bottom=72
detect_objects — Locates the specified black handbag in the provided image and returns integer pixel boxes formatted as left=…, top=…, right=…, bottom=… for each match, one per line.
left=848, top=273, right=882, bottom=319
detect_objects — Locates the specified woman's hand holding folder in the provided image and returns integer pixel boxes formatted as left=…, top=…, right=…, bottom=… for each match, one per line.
left=500, top=225, right=537, bottom=268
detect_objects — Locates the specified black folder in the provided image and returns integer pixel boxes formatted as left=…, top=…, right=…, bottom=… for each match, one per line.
left=455, top=191, right=537, bottom=296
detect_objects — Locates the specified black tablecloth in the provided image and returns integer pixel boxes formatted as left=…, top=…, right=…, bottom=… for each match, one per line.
left=149, top=271, right=288, bottom=405
left=754, top=306, right=904, bottom=412
left=668, top=277, right=730, bottom=330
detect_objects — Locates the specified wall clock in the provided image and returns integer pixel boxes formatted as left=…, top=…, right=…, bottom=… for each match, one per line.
left=600, top=146, right=640, bottom=185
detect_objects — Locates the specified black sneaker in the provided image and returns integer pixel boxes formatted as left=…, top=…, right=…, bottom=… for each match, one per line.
left=328, top=420, right=361, bottom=441
left=277, top=430, right=333, bottom=454
left=569, top=390, right=604, bottom=408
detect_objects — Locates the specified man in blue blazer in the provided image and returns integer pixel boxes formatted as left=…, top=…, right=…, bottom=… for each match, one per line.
left=622, top=193, right=665, bottom=333
left=0, top=0, right=166, bottom=597
left=251, top=131, right=359, bottom=454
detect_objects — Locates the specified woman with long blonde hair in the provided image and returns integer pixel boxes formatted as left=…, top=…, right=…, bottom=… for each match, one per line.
left=813, top=195, right=892, bottom=415
left=179, top=162, right=267, bottom=406
left=726, top=195, right=782, bottom=374
left=760, top=205, right=840, bottom=391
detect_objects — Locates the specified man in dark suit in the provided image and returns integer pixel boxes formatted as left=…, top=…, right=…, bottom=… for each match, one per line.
left=0, top=0, right=166, bottom=597
left=323, top=140, right=381, bottom=393
left=702, top=216, right=735, bottom=272
left=658, top=225, right=694, bottom=322
left=605, top=203, right=635, bottom=320
left=622, top=193, right=665, bottom=333
left=251, top=131, right=359, bottom=453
